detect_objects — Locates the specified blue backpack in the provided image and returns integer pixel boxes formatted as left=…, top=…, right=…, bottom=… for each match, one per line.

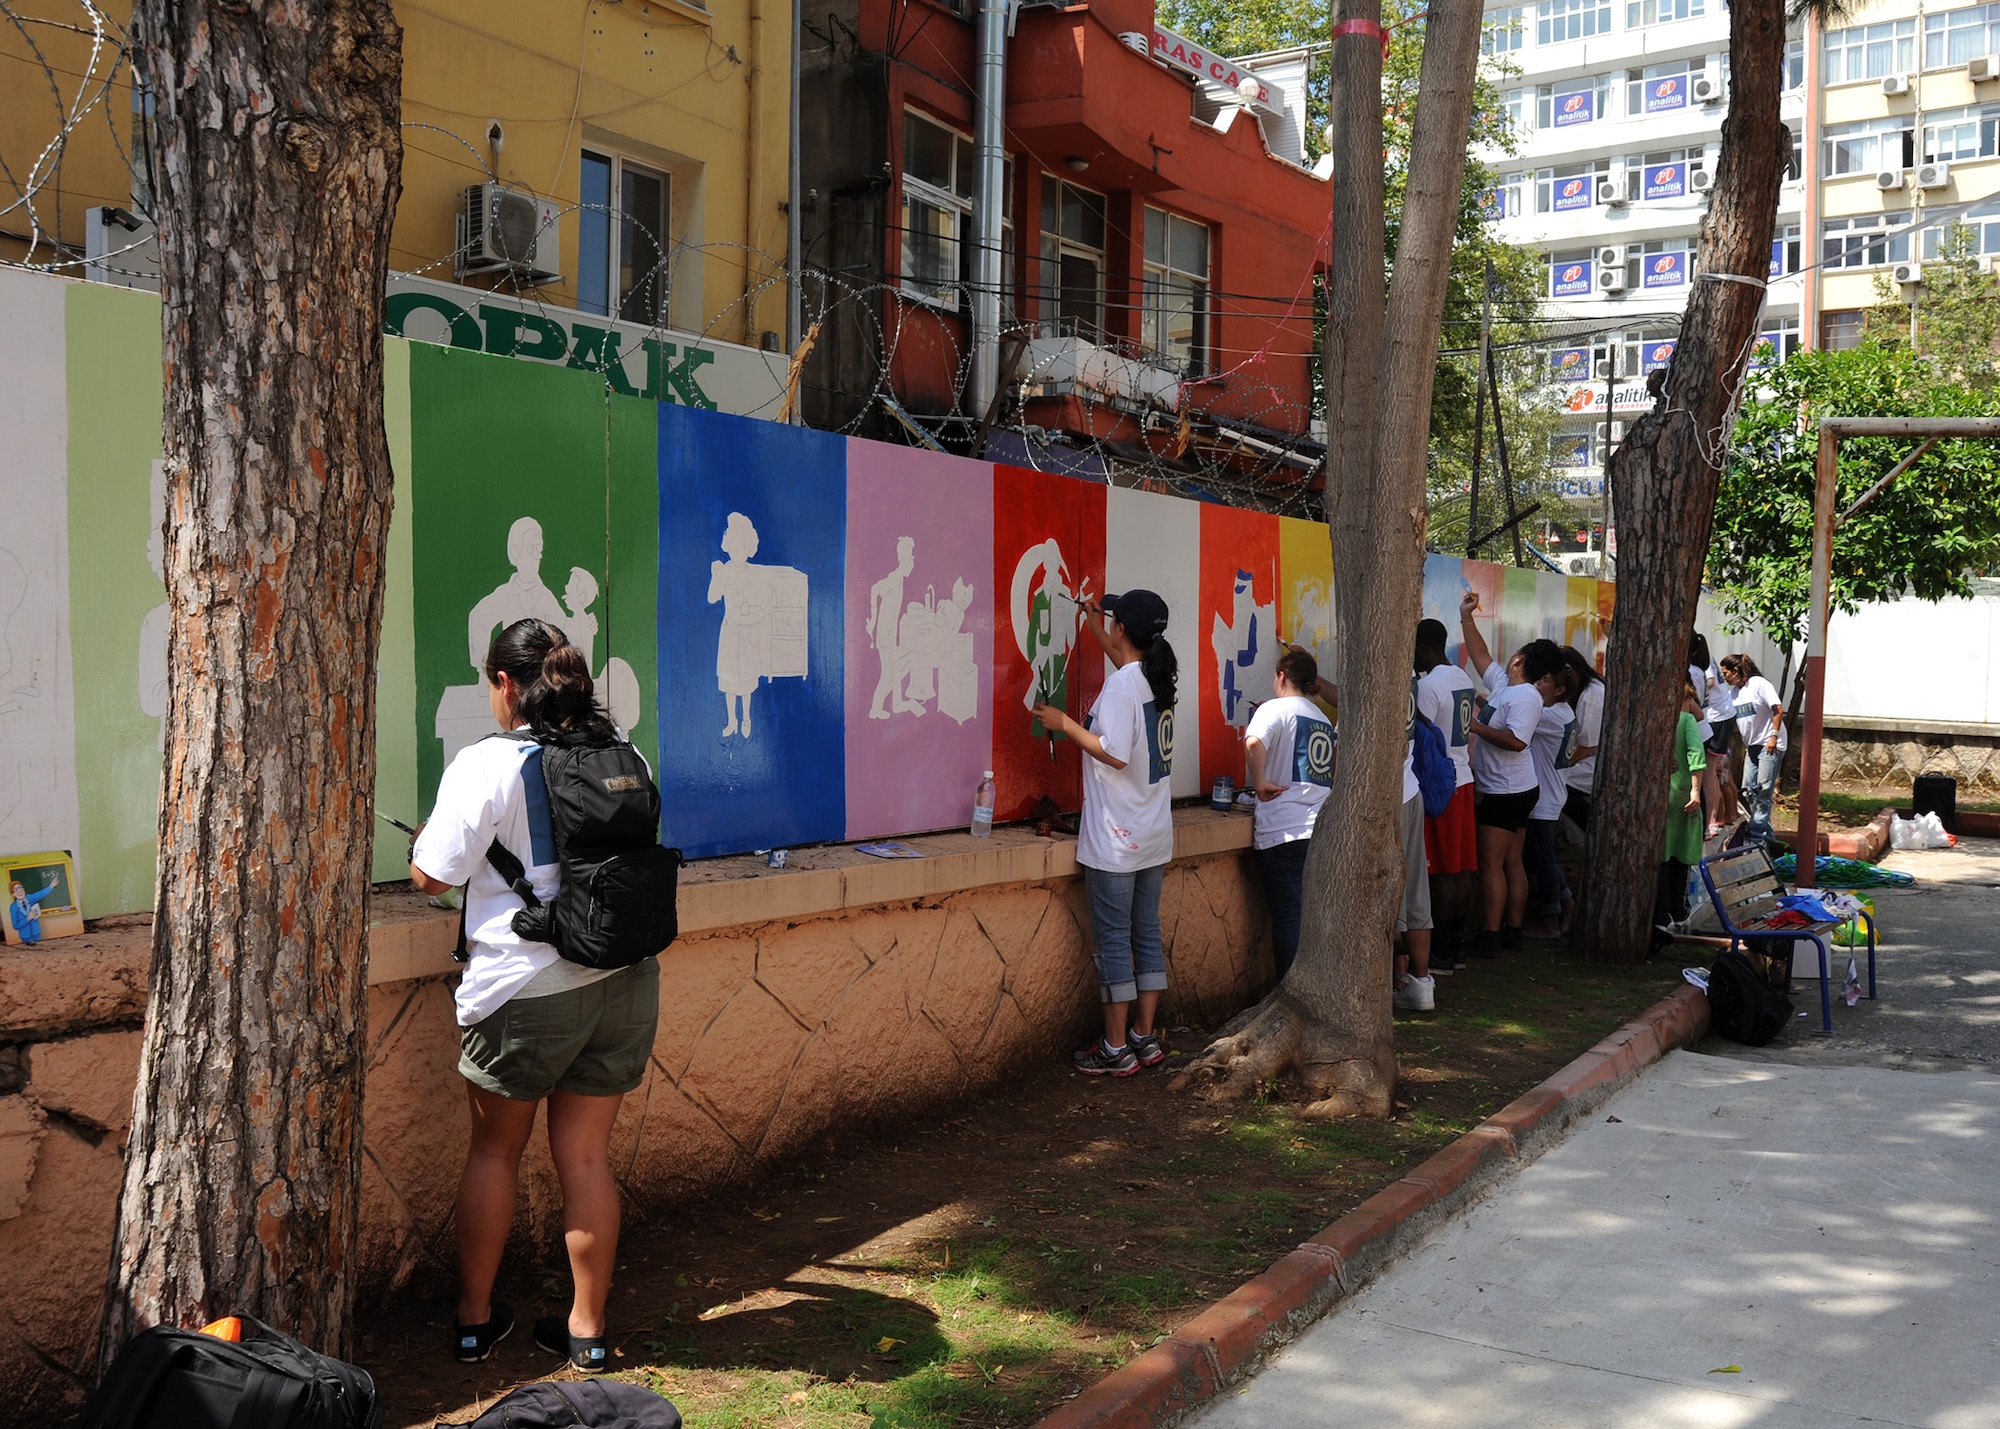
left=1412, top=712, right=1457, bottom=819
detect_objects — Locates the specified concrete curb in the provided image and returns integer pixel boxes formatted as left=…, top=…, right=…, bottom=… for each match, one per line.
left=1033, top=983, right=1712, bottom=1429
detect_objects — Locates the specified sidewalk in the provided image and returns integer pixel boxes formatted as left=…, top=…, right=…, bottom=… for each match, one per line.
left=1183, top=840, right=2000, bottom=1429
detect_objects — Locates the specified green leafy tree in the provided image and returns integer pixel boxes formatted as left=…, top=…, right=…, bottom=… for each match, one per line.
left=1711, top=339, right=2000, bottom=658
left=1864, top=222, right=2000, bottom=387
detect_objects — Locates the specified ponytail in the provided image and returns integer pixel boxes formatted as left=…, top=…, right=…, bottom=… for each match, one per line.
left=1138, top=635, right=1178, bottom=712
left=484, top=619, right=619, bottom=742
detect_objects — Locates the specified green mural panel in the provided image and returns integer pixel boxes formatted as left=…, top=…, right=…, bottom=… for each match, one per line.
left=408, top=344, right=658, bottom=810
left=374, top=337, right=420, bottom=880
left=65, top=282, right=165, bottom=918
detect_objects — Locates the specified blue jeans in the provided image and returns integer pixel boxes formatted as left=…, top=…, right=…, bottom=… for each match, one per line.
left=1744, top=746, right=1782, bottom=840
left=1084, top=863, right=1167, bottom=1003
left=1255, top=840, right=1310, bottom=979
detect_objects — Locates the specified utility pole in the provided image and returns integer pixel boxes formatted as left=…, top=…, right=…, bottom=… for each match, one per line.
left=1466, top=257, right=1493, bottom=558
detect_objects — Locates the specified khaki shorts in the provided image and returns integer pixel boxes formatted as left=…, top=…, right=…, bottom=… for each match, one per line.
left=459, top=959, right=660, bottom=1100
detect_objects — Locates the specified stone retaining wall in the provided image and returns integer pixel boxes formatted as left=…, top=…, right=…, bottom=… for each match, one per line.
left=0, top=816, right=1270, bottom=1415
left=1820, top=724, right=2000, bottom=793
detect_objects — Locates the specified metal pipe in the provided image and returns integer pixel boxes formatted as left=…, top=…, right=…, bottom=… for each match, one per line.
left=970, top=0, right=1008, bottom=418
left=1794, top=421, right=1840, bottom=889
left=788, top=0, right=803, bottom=396
left=1820, top=416, right=2000, bottom=435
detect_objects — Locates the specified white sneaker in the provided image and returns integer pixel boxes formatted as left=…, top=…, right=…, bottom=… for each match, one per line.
left=1394, top=974, right=1435, bottom=1012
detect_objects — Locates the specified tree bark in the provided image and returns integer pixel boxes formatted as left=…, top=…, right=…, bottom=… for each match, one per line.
left=103, top=1, right=402, bottom=1360
left=1574, top=0, right=1784, bottom=962
left=1177, top=0, right=1486, bottom=1115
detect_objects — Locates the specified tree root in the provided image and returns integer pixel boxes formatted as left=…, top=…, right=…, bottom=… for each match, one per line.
left=1171, top=989, right=1396, bottom=1119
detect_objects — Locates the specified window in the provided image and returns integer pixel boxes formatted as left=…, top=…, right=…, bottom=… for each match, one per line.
left=578, top=149, right=670, bottom=324
left=1502, top=171, right=1527, bottom=218
left=1484, top=6, right=1528, bottom=53
left=1770, top=223, right=1802, bottom=275
left=1626, top=238, right=1692, bottom=290
left=1753, top=316, right=1802, bottom=366
left=1547, top=249, right=1596, bottom=297
left=1820, top=212, right=1914, bottom=270
left=1627, top=0, right=1702, bottom=28
left=1925, top=4, right=2000, bottom=69
left=1627, top=59, right=1697, bottom=117
left=900, top=111, right=975, bottom=305
left=1503, top=88, right=1530, bottom=136
left=1822, top=310, right=1865, bottom=350
left=1823, top=18, right=1916, bottom=84
left=1921, top=217, right=2000, bottom=257
left=1538, top=75, right=1612, bottom=128
left=1921, top=104, right=2000, bottom=162
left=1536, top=160, right=1609, bottom=212
left=1784, top=37, right=1806, bottom=90
left=1040, top=175, right=1106, bottom=337
left=1822, top=116, right=1915, bottom=176
left=1538, top=0, right=1611, bottom=45
left=1142, top=208, right=1209, bottom=374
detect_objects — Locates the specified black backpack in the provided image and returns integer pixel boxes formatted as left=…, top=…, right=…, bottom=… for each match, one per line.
left=78, top=1317, right=380, bottom=1429
left=458, top=1380, right=682, bottom=1428
left=1705, top=949, right=1794, bottom=1046
left=479, top=730, right=682, bottom=970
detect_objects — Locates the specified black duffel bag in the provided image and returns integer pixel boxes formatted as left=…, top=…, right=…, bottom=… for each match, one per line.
left=79, top=1316, right=381, bottom=1429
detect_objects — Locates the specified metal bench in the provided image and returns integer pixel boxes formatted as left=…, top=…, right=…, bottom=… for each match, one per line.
left=1697, top=844, right=1878, bottom=1035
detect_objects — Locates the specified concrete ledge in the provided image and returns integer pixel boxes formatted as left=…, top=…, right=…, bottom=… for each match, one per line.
left=1772, top=805, right=1894, bottom=863
left=1032, top=983, right=1712, bottom=1429
left=1825, top=716, right=2000, bottom=739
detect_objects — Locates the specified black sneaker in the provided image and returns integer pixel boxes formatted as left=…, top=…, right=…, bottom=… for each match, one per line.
left=534, top=1314, right=610, bottom=1373
left=1127, top=1029, right=1167, bottom=1068
left=1072, top=1038, right=1139, bottom=1077
left=1468, top=930, right=1503, bottom=959
left=454, top=1301, right=514, bottom=1363
left=1500, top=924, right=1525, bottom=951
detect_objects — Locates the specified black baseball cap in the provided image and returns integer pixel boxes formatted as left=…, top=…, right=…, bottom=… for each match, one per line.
left=1101, top=589, right=1170, bottom=643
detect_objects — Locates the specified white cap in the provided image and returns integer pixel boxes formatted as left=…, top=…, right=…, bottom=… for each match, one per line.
left=983, top=770, right=994, bottom=779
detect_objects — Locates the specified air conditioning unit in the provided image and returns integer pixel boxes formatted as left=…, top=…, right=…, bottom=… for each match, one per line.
left=458, top=182, right=560, bottom=279
left=1917, top=161, right=1952, bottom=189
left=1596, top=244, right=1626, bottom=269
left=1986, top=253, right=2000, bottom=274
left=1593, top=357, right=1614, bottom=379
left=1691, top=73, right=1726, bottom=104
left=1972, top=55, right=2000, bottom=81
left=1876, top=168, right=1907, bottom=190
left=1690, top=168, right=1715, bottom=192
left=1893, top=261, right=1923, bottom=286
left=1881, top=73, right=1912, bottom=96
left=1598, top=266, right=1629, bottom=293
left=1596, top=176, right=1627, bottom=207
left=1595, top=421, right=1626, bottom=444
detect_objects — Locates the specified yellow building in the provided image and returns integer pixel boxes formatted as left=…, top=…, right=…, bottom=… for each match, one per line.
left=1, top=0, right=795, bottom=351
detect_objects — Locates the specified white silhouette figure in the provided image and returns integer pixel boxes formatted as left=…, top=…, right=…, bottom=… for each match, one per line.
left=867, top=537, right=920, bottom=719
left=708, top=512, right=808, bottom=740
left=1211, top=568, right=1276, bottom=727
left=866, top=537, right=978, bottom=724
left=466, top=517, right=569, bottom=676
left=560, top=566, right=643, bottom=736
left=1009, top=539, right=1092, bottom=726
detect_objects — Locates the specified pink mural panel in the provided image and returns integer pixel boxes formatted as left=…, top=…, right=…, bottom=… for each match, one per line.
left=843, top=441, right=995, bottom=838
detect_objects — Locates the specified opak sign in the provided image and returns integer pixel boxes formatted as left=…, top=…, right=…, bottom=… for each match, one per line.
left=1552, top=175, right=1593, bottom=212
left=1550, top=347, right=1591, bottom=382
left=382, top=275, right=789, bottom=415
left=1552, top=259, right=1593, bottom=297
left=1642, top=339, right=1677, bottom=374
left=1645, top=75, right=1688, bottom=113
left=1642, top=251, right=1687, bottom=288
left=1553, top=89, right=1596, bottom=127
left=1643, top=162, right=1685, bottom=200
left=1151, top=26, right=1280, bottom=112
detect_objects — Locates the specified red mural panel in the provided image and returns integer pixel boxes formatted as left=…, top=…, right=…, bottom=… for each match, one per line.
left=991, top=464, right=1108, bottom=821
left=1197, top=504, right=1281, bottom=791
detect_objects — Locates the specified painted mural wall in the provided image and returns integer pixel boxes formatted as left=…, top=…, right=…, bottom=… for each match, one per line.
left=2, top=269, right=1648, bottom=914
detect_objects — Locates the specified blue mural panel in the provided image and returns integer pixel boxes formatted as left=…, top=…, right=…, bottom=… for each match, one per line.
left=657, top=405, right=847, bottom=857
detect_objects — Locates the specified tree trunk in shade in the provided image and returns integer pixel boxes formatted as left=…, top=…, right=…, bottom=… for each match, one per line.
left=1177, top=0, right=1485, bottom=1115
left=1574, top=0, right=1786, bottom=963
left=102, top=0, right=402, bottom=1361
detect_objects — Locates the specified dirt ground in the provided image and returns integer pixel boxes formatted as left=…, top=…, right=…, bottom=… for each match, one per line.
left=358, top=945, right=1683, bottom=1429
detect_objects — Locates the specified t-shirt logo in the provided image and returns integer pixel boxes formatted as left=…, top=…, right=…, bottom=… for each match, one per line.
left=1733, top=700, right=1756, bottom=722
left=1556, top=720, right=1580, bottom=769
left=1292, top=715, right=1336, bottom=788
left=1144, top=701, right=1174, bottom=785
left=1449, top=688, right=1476, bottom=750
left=1406, top=676, right=1418, bottom=742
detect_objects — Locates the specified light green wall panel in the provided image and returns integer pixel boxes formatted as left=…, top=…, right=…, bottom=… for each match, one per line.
left=374, top=337, right=419, bottom=881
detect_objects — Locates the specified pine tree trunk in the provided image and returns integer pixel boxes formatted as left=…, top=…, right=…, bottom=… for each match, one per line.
left=1574, top=0, right=1783, bottom=962
left=1178, top=0, right=1486, bottom=1114
left=102, top=1, right=403, bottom=1360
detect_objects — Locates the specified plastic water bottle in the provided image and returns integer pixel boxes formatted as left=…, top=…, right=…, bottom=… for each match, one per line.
left=971, top=771, right=997, bottom=837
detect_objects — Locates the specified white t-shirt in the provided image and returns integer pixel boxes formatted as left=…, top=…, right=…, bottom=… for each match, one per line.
left=1245, top=694, right=1335, bottom=849
left=1565, top=679, right=1604, bottom=793
left=1402, top=673, right=1421, bottom=806
left=1688, top=664, right=1714, bottom=742
left=1471, top=661, right=1541, bottom=796
left=1530, top=700, right=1576, bottom=821
left=413, top=730, right=620, bottom=1027
left=1703, top=663, right=1736, bottom=727
left=1078, top=661, right=1176, bottom=872
left=1733, top=674, right=1788, bottom=752
left=1417, top=662, right=1478, bottom=790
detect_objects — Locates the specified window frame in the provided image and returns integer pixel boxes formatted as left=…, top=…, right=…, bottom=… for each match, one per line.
left=1822, top=17, right=1917, bottom=85
left=1537, top=0, right=1613, bottom=46
left=577, top=147, right=673, bottom=325
left=1819, top=212, right=1915, bottom=270
left=898, top=110, right=978, bottom=308
left=1538, top=74, right=1613, bottom=128
left=1484, top=6, right=1529, bottom=54
left=1821, top=115, right=1916, bottom=176
left=1626, top=0, right=1703, bottom=30
left=1038, top=174, right=1109, bottom=338
left=1924, top=4, right=2000, bottom=70
left=1141, top=206, right=1211, bottom=376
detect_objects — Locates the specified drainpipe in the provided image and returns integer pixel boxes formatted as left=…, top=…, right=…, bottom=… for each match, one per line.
left=788, top=0, right=803, bottom=391
left=1803, top=10, right=1821, bottom=348
left=746, top=0, right=766, bottom=347
left=970, top=0, right=1008, bottom=416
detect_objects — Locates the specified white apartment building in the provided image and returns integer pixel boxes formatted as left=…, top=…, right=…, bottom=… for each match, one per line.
left=1477, top=0, right=1809, bottom=512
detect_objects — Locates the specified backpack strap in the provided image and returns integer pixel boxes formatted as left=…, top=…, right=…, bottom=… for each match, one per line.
left=453, top=729, right=544, bottom=963
left=226, top=1360, right=306, bottom=1429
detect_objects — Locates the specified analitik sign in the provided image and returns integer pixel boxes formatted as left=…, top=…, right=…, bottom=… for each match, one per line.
left=1643, top=251, right=1687, bottom=288
left=1152, top=26, right=1279, bottom=112
left=1552, top=259, right=1593, bottom=297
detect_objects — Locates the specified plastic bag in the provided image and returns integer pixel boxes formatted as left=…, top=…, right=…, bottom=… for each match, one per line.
left=1890, top=816, right=1921, bottom=850
left=1916, top=811, right=1955, bottom=848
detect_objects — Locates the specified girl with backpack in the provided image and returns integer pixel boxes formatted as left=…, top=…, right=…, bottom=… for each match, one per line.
left=411, top=618, right=660, bottom=1373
